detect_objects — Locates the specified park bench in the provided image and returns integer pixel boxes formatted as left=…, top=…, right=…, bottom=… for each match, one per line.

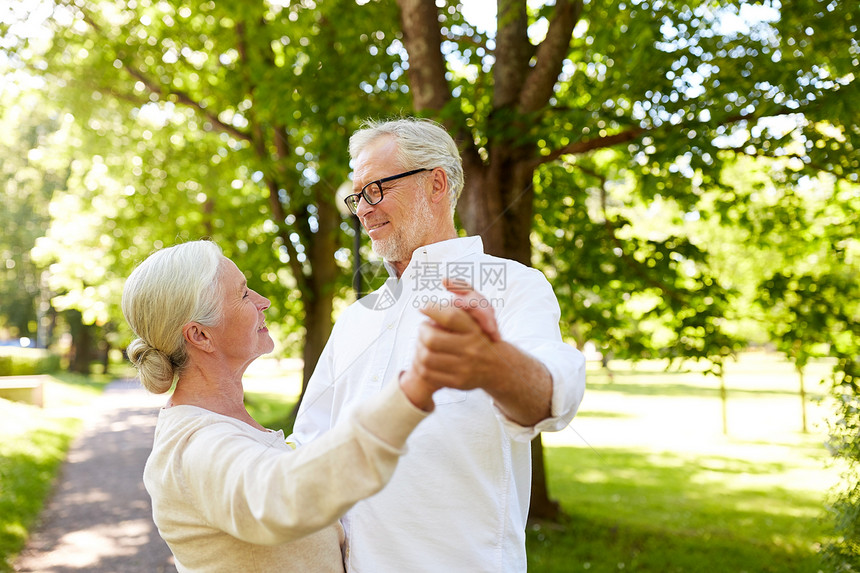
left=0, top=374, right=47, bottom=407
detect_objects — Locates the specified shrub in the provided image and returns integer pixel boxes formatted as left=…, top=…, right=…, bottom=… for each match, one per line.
left=0, top=348, right=61, bottom=376
left=823, top=356, right=860, bottom=571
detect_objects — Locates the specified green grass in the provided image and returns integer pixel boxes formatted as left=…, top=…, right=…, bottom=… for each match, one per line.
left=528, top=447, right=829, bottom=572
left=0, top=371, right=113, bottom=572
left=528, top=352, right=838, bottom=572
left=244, top=391, right=298, bottom=434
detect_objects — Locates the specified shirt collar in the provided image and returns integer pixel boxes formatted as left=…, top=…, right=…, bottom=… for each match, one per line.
left=384, top=236, right=485, bottom=278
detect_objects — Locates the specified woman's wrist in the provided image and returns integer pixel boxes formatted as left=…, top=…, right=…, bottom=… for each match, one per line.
left=398, top=369, right=436, bottom=413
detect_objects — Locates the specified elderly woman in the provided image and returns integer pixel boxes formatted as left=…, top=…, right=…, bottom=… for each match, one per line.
left=122, top=240, right=476, bottom=572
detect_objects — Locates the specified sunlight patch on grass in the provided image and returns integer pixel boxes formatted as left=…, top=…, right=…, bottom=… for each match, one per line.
left=0, top=400, right=45, bottom=439
left=242, top=359, right=302, bottom=401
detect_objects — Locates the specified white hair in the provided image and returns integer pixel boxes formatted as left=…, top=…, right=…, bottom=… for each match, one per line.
left=349, top=117, right=464, bottom=213
left=122, top=240, right=224, bottom=393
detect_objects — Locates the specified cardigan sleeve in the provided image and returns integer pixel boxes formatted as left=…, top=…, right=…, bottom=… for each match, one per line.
left=172, top=381, right=428, bottom=545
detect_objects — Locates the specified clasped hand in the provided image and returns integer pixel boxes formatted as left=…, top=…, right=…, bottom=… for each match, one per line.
left=399, top=279, right=504, bottom=410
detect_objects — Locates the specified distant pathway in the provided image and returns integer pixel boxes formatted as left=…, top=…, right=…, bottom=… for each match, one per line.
left=15, top=379, right=177, bottom=573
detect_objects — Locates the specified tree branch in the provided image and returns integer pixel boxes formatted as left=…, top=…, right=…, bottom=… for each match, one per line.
left=532, top=127, right=646, bottom=169
left=519, top=0, right=582, bottom=113
left=121, top=65, right=252, bottom=143
left=396, top=0, right=452, bottom=112
left=396, top=1, right=482, bottom=169
left=532, top=99, right=818, bottom=170
left=76, top=5, right=252, bottom=143
left=494, top=0, right=530, bottom=108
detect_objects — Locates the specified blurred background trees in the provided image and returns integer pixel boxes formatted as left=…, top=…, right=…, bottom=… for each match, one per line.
left=0, top=0, right=857, bottom=561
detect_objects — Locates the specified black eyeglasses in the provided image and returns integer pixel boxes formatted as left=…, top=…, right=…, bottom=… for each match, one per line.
left=343, top=168, right=431, bottom=215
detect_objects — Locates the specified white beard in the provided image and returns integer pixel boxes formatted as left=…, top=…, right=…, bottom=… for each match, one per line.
left=371, top=190, right=435, bottom=265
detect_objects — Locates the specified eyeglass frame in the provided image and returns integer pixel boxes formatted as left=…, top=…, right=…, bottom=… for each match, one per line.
left=343, top=168, right=432, bottom=215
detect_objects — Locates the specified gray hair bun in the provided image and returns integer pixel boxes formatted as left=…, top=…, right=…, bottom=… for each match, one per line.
left=127, top=338, right=175, bottom=394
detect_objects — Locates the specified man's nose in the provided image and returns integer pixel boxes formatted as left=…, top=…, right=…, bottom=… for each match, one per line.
left=355, top=194, right=374, bottom=218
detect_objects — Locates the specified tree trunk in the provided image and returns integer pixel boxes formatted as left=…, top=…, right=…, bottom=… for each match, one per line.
left=302, top=191, right=340, bottom=389
left=461, top=155, right=560, bottom=521
left=100, top=338, right=111, bottom=376
left=287, top=194, right=340, bottom=424
left=285, top=270, right=335, bottom=427
left=67, top=310, right=92, bottom=375
left=301, top=292, right=334, bottom=391
left=528, top=434, right=561, bottom=522
left=797, top=365, right=808, bottom=433
left=720, top=371, right=728, bottom=436
left=397, top=0, right=580, bottom=525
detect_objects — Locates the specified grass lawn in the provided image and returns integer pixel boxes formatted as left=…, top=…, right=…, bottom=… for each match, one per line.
left=530, top=352, right=839, bottom=572
left=0, top=371, right=114, bottom=572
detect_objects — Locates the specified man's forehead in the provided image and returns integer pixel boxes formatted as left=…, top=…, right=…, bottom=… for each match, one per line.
left=353, top=136, right=399, bottom=179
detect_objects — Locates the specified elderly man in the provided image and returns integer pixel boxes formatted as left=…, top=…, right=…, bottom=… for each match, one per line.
left=292, top=118, right=585, bottom=572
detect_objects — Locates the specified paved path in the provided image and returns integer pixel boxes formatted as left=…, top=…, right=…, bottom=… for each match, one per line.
left=14, top=379, right=177, bottom=573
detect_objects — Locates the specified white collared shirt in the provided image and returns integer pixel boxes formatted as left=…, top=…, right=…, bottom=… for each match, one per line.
left=292, top=236, right=586, bottom=572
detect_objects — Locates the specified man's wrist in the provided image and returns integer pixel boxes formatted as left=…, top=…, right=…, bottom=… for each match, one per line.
left=484, top=344, right=554, bottom=425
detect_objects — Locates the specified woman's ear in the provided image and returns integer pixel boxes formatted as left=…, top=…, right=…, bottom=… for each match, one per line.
left=184, top=322, right=214, bottom=353
left=429, top=167, right=449, bottom=204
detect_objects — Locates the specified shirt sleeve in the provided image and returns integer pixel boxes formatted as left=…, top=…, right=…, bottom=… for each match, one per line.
left=178, top=381, right=429, bottom=545
left=492, top=265, right=586, bottom=442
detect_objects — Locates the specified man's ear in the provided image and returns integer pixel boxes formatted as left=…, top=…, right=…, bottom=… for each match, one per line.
left=429, top=167, right=449, bottom=204
left=184, top=322, right=215, bottom=353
